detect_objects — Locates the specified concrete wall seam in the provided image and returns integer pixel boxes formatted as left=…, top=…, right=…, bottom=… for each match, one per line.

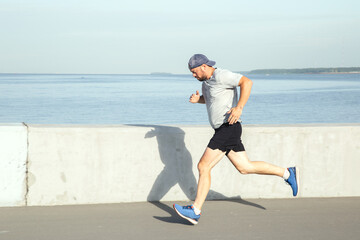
left=22, top=122, right=30, bottom=206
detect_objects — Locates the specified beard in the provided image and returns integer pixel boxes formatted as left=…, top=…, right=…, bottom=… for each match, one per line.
left=196, top=76, right=207, bottom=82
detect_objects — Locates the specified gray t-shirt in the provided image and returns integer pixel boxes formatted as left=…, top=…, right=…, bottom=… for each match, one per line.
left=202, top=68, right=243, bottom=129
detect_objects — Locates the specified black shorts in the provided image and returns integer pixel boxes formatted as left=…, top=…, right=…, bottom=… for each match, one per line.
left=207, top=122, right=245, bottom=155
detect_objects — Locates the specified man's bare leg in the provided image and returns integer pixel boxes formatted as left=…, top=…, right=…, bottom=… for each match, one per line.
left=193, top=147, right=226, bottom=210
left=226, top=150, right=299, bottom=196
left=226, top=150, right=285, bottom=176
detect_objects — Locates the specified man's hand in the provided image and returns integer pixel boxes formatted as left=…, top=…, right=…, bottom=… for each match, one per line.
left=227, top=106, right=243, bottom=125
left=189, top=90, right=201, bottom=103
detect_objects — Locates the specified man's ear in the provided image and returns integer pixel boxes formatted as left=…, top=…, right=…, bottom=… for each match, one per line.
left=200, top=64, right=207, bottom=71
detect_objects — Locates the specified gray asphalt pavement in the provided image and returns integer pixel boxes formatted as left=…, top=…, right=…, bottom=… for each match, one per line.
left=0, top=197, right=359, bottom=240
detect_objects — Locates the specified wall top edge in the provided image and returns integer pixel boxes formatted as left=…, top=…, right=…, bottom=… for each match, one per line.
left=0, top=123, right=27, bottom=127
left=244, top=123, right=360, bottom=128
left=1, top=123, right=359, bottom=128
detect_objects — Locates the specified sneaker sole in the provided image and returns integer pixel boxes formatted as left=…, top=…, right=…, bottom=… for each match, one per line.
left=295, top=167, right=300, bottom=197
left=173, top=204, right=198, bottom=225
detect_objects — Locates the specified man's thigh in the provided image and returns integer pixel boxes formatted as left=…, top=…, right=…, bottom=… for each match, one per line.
left=199, top=147, right=226, bottom=170
left=226, top=150, right=252, bottom=170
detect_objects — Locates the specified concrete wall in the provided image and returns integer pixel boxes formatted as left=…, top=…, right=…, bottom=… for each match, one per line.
left=1, top=123, right=359, bottom=206
left=0, top=124, right=27, bottom=206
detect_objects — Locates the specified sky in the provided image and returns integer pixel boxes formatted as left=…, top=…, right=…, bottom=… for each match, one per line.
left=1, top=0, right=359, bottom=74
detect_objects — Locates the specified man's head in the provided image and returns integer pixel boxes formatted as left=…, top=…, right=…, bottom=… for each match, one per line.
left=188, top=54, right=216, bottom=81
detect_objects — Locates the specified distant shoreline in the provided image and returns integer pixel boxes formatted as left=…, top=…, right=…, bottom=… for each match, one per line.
left=243, top=72, right=360, bottom=75
left=246, top=67, right=360, bottom=75
left=311, top=72, right=360, bottom=74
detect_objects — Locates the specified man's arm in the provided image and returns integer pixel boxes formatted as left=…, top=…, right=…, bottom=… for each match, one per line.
left=227, top=76, right=253, bottom=124
left=189, top=90, right=205, bottom=104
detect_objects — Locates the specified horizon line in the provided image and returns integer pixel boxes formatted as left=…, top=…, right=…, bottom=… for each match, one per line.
left=1, top=66, right=359, bottom=75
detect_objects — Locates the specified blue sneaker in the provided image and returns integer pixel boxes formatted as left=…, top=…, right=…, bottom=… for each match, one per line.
left=173, top=204, right=200, bottom=225
left=285, top=167, right=299, bottom=196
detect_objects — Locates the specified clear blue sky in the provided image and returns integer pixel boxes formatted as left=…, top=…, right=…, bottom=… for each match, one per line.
left=1, top=0, right=359, bottom=74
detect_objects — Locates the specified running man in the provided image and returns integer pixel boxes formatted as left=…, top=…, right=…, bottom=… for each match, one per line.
left=173, top=54, right=299, bottom=225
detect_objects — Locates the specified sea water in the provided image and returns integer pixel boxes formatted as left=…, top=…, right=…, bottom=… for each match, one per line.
left=0, top=73, right=359, bottom=125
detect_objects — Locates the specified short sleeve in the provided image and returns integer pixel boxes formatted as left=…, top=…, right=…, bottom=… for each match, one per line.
left=218, top=70, right=243, bottom=88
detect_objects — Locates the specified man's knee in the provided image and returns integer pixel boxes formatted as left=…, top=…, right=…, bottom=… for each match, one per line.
left=197, top=147, right=225, bottom=175
left=197, top=160, right=210, bottom=174
left=236, top=165, right=253, bottom=174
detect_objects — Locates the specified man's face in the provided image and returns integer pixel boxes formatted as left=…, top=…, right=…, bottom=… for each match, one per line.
left=190, top=65, right=207, bottom=81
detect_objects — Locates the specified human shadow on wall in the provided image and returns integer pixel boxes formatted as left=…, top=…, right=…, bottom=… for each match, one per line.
left=127, top=125, right=265, bottom=224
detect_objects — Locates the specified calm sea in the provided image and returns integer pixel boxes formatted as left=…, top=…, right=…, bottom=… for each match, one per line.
left=0, top=73, right=359, bottom=125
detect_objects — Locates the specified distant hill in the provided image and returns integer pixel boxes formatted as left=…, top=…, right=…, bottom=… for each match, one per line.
left=247, top=67, right=360, bottom=74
